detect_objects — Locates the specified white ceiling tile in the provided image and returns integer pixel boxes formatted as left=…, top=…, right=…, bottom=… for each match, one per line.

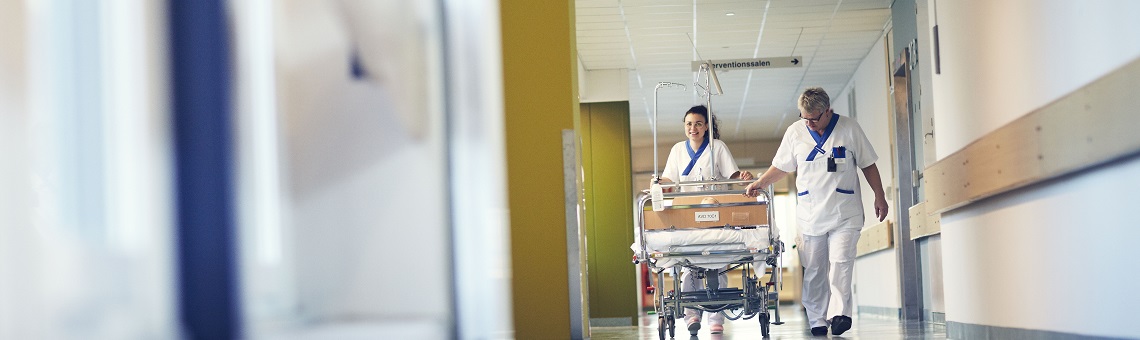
left=577, top=0, right=892, bottom=142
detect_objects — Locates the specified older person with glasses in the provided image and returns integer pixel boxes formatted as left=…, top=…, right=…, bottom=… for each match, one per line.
left=743, top=87, right=888, bottom=336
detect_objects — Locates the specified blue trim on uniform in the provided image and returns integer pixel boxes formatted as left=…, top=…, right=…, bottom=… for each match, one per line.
left=806, top=114, right=840, bottom=161
left=798, top=190, right=809, bottom=196
left=836, top=188, right=855, bottom=194
left=170, top=1, right=241, bottom=338
left=682, top=136, right=709, bottom=176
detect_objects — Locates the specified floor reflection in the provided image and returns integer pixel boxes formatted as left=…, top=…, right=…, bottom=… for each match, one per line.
left=590, top=304, right=948, bottom=339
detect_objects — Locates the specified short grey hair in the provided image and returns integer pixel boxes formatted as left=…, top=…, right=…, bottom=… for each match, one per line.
left=798, top=87, right=830, bottom=114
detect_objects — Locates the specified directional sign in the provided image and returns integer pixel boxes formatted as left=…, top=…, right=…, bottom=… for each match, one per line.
left=691, top=56, right=802, bottom=72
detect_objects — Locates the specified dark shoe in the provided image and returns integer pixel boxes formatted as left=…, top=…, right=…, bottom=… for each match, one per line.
left=811, top=326, right=827, bottom=336
left=830, top=315, right=852, bottom=335
left=688, top=321, right=701, bottom=335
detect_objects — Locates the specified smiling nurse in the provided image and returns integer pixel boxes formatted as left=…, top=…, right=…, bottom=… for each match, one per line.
left=654, top=104, right=753, bottom=335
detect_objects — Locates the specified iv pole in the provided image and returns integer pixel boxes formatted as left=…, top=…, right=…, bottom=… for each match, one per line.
left=695, top=61, right=723, bottom=180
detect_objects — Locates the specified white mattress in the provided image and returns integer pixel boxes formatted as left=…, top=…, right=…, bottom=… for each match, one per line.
left=633, top=227, right=773, bottom=269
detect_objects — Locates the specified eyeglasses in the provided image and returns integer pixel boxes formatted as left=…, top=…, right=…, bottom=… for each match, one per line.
left=799, top=109, right=827, bottom=122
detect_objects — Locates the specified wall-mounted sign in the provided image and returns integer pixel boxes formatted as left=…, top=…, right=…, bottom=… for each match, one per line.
left=691, top=56, right=803, bottom=72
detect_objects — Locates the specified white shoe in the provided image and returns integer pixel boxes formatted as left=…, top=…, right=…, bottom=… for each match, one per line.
left=709, top=323, right=724, bottom=334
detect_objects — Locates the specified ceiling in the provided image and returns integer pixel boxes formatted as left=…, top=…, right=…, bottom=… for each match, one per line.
left=575, top=0, right=894, bottom=147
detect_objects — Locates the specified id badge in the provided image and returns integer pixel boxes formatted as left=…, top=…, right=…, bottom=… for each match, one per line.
left=833, top=146, right=847, bottom=164
left=827, top=157, right=837, bottom=172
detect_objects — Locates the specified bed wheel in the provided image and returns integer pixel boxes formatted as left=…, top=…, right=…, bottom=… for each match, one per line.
left=760, top=312, right=771, bottom=337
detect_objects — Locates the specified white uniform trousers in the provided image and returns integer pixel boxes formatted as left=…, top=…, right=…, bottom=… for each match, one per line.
left=681, top=267, right=726, bottom=325
left=799, top=226, right=860, bottom=328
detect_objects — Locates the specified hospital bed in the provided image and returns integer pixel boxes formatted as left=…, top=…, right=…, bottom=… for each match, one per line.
left=632, top=179, right=785, bottom=338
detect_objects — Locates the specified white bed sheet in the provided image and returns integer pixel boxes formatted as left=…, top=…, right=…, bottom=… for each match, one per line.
left=632, top=227, right=773, bottom=269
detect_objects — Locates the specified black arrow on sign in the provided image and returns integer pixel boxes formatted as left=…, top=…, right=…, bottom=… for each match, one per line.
left=791, top=58, right=800, bottom=65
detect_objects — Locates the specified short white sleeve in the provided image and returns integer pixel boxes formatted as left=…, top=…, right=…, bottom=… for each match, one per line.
left=711, top=139, right=740, bottom=178
left=771, top=127, right=798, bottom=173
left=849, top=120, right=878, bottom=168
left=660, top=142, right=684, bottom=182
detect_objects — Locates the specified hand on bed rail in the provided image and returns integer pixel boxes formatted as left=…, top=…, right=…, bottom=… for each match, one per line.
left=742, top=166, right=789, bottom=198
left=743, top=182, right=765, bottom=198
left=730, top=170, right=754, bottom=181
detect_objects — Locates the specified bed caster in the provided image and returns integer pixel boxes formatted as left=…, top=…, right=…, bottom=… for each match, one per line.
left=759, top=312, right=771, bottom=337
left=656, top=314, right=675, bottom=340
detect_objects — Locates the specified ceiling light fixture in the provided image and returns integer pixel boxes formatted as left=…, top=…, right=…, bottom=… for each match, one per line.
left=725, top=11, right=735, bottom=16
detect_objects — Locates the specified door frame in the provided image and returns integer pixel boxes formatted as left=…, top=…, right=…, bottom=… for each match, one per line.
left=889, top=45, right=924, bottom=321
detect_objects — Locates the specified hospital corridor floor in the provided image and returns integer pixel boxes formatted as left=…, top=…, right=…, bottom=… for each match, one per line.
left=589, top=304, right=948, bottom=339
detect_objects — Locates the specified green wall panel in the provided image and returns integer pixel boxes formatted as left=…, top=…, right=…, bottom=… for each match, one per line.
left=502, top=0, right=577, bottom=337
left=581, top=101, right=637, bottom=323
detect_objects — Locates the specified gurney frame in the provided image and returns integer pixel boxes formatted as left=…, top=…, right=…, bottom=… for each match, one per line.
left=633, top=179, right=785, bottom=338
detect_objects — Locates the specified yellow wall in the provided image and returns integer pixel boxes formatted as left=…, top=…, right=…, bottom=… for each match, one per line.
left=501, top=0, right=578, bottom=338
left=580, top=102, right=637, bottom=323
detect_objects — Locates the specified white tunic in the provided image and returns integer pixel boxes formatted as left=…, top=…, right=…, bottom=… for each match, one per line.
left=772, top=115, right=877, bottom=235
left=661, top=139, right=740, bottom=192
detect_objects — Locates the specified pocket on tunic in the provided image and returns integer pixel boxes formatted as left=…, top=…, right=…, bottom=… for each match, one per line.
left=795, top=190, right=812, bottom=223
left=834, top=159, right=859, bottom=197
left=835, top=186, right=863, bottom=220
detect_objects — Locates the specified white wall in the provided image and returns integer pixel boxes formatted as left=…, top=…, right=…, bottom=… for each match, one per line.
left=941, top=157, right=1140, bottom=337
left=242, top=1, right=452, bottom=338
left=932, top=0, right=1140, bottom=157
left=280, top=0, right=449, bottom=320
left=834, top=34, right=902, bottom=311
left=0, top=1, right=178, bottom=338
left=931, top=0, right=1140, bottom=337
left=0, top=2, right=33, bottom=336
left=579, top=68, right=629, bottom=103
left=852, top=250, right=900, bottom=311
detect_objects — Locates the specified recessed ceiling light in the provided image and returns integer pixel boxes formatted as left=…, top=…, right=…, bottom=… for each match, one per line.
left=725, top=12, right=735, bottom=16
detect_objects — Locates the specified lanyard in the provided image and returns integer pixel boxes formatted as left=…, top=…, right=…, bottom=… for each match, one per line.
left=806, top=114, right=839, bottom=161
left=682, top=137, right=709, bottom=176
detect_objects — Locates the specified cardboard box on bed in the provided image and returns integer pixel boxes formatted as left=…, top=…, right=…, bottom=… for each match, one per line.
left=643, top=194, right=768, bottom=230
